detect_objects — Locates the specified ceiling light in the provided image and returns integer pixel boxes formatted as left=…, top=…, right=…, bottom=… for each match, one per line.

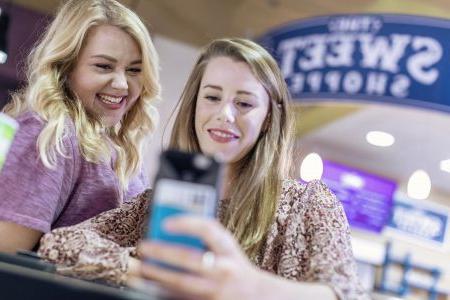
left=0, top=8, right=9, bottom=64
left=365, top=130, right=395, bottom=147
left=407, top=169, right=431, bottom=200
left=300, top=152, right=323, bottom=182
left=440, top=159, right=450, bottom=173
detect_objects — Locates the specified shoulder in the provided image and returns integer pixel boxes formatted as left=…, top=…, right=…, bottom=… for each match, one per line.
left=276, top=180, right=351, bottom=247
left=279, top=179, right=343, bottom=215
left=6, top=111, right=45, bottom=154
left=14, top=111, right=77, bottom=141
left=11, top=111, right=80, bottom=168
left=15, top=111, right=45, bottom=135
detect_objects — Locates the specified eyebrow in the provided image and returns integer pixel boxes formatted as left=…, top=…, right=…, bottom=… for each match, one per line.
left=203, top=84, right=257, bottom=97
left=91, top=54, right=142, bottom=65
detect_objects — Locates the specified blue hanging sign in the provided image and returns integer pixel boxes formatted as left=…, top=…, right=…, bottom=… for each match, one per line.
left=259, top=14, right=450, bottom=112
left=387, top=197, right=448, bottom=245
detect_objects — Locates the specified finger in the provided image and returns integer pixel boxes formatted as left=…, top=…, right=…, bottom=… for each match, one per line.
left=127, top=257, right=141, bottom=277
left=138, top=241, right=207, bottom=275
left=138, top=259, right=216, bottom=298
left=127, top=276, right=161, bottom=293
left=163, top=216, right=242, bottom=257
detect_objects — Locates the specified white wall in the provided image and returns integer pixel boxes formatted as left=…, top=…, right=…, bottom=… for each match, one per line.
left=143, top=35, right=200, bottom=185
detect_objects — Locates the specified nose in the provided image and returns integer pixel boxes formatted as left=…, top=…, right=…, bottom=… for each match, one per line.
left=216, top=102, right=236, bottom=123
left=111, top=71, right=128, bottom=90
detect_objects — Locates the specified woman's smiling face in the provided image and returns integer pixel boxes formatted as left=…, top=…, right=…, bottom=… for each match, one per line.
left=195, top=56, right=270, bottom=163
left=68, top=25, right=143, bottom=127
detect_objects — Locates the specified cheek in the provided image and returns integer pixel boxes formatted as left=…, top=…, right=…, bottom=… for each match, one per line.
left=195, top=101, right=216, bottom=123
left=68, top=77, right=91, bottom=104
left=244, top=112, right=268, bottom=140
left=194, top=105, right=203, bottom=137
left=247, top=123, right=261, bottom=139
left=129, top=78, right=143, bottom=97
left=69, top=67, right=97, bottom=91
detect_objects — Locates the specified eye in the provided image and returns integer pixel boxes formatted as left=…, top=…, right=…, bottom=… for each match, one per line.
left=127, top=67, right=142, bottom=75
left=94, top=63, right=112, bottom=71
left=205, top=95, right=220, bottom=102
left=236, top=101, right=253, bottom=109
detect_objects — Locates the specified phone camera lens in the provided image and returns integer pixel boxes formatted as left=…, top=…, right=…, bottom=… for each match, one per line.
left=193, top=154, right=212, bottom=170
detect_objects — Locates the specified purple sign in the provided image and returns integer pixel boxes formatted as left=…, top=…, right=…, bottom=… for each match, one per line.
left=321, top=160, right=396, bottom=233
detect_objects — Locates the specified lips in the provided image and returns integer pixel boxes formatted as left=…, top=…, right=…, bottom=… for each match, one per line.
left=96, top=93, right=126, bottom=109
left=207, top=128, right=239, bottom=143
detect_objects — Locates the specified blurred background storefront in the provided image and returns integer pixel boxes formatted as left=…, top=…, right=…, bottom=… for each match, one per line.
left=2, top=1, right=450, bottom=299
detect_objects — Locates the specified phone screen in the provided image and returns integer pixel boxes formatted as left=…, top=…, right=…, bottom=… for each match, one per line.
left=148, top=178, right=216, bottom=250
left=146, top=150, right=220, bottom=252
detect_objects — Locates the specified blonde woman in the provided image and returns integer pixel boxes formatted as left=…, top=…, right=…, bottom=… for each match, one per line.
left=0, top=0, right=160, bottom=253
left=39, top=39, right=368, bottom=299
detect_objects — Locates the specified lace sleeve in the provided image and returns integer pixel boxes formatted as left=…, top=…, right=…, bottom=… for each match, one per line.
left=300, top=181, right=369, bottom=300
left=38, top=227, right=132, bottom=285
left=75, top=189, right=152, bottom=247
left=37, top=189, right=152, bottom=285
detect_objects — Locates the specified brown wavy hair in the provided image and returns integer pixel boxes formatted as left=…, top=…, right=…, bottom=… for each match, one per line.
left=169, top=38, right=294, bottom=258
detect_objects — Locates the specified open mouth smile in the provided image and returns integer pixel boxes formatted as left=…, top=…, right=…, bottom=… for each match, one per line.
left=207, top=129, right=240, bottom=143
left=97, top=94, right=125, bottom=104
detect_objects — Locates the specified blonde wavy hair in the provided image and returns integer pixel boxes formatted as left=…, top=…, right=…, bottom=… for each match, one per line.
left=170, top=38, right=294, bottom=258
left=4, top=0, right=160, bottom=192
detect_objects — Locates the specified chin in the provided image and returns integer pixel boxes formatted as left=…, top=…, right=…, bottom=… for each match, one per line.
left=216, top=153, right=239, bottom=164
left=102, top=115, right=123, bottom=127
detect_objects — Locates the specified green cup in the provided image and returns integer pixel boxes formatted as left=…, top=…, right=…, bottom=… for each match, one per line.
left=0, top=113, right=18, bottom=170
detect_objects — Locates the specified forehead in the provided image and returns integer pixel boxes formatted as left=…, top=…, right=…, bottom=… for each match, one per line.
left=201, top=56, right=265, bottom=91
left=80, top=24, right=141, bottom=59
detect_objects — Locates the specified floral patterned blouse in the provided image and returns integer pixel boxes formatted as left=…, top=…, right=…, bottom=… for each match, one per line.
left=38, top=180, right=369, bottom=300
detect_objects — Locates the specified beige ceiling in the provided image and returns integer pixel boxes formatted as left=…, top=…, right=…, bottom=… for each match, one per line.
left=12, top=0, right=450, bottom=46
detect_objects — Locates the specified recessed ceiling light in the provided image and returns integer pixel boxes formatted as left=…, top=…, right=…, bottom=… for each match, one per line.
left=407, top=169, right=431, bottom=200
left=366, top=131, right=395, bottom=147
left=300, top=152, right=323, bottom=182
left=440, top=159, right=450, bottom=173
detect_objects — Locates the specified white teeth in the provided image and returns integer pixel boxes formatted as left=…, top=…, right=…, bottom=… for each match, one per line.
left=98, top=94, right=123, bottom=104
left=211, top=130, right=235, bottom=138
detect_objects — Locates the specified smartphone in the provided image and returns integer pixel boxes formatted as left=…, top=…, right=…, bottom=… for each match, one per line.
left=146, top=150, right=221, bottom=254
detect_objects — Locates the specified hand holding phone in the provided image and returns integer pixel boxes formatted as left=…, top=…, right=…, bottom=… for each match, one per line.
left=146, top=150, right=221, bottom=255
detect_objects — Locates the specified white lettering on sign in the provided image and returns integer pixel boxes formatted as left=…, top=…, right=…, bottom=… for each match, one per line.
left=299, top=35, right=326, bottom=71
left=328, top=16, right=383, bottom=33
left=390, top=74, right=410, bottom=98
left=343, top=71, right=363, bottom=94
left=288, top=71, right=411, bottom=98
left=324, top=71, right=341, bottom=92
left=366, top=72, right=387, bottom=95
left=277, top=31, right=442, bottom=98
left=359, top=34, right=411, bottom=73
left=392, top=206, right=443, bottom=240
left=326, top=35, right=355, bottom=67
left=407, top=36, right=442, bottom=85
